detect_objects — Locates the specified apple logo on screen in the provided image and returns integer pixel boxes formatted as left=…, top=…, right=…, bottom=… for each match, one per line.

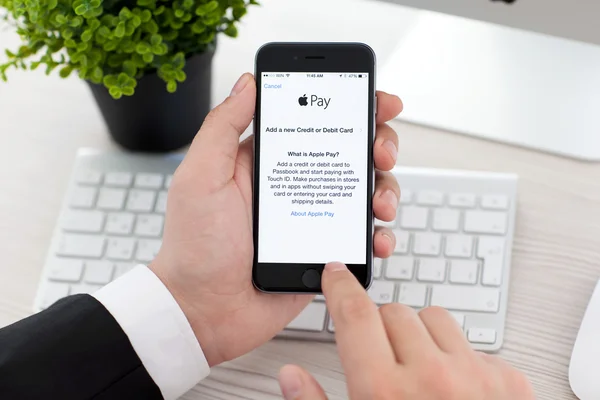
left=298, top=94, right=308, bottom=106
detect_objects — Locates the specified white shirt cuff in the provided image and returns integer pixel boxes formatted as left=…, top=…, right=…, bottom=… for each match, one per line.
left=93, top=265, right=210, bottom=400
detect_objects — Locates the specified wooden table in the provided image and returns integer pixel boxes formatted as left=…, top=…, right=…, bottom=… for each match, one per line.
left=1, top=0, right=599, bottom=398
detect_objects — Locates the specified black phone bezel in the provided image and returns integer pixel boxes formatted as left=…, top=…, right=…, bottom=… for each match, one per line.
left=252, top=42, right=376, bottom=293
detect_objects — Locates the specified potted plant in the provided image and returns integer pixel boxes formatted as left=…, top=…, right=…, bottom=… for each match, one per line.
left=0, top=0, right=256, bottom=151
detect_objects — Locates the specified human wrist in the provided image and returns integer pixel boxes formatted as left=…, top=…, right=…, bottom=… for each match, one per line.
left=148, top=258, right=224, bottom=367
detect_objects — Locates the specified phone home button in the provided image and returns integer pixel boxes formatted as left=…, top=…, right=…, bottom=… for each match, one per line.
left=302, top=269, right=321, bottom=289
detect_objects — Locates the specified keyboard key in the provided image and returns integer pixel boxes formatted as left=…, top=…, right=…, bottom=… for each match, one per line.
left=134, top=214, right=164, bottom=237
left=327, top=318, right=335, bottom=333
left=70, top=186, right=97, bottom=208
left=478, top=237, right=506, bottom=287
left=47, top=259, right=84, bottom=282
left=135, top=173, right=163, bottom=189
left=477, top=237, right=506, bottom=258
left=106, top=237, right=135, bottom=260
left=84, top=260, right=114, bottom=284
left=416, top=191, right=444, bottom=206
left=449, top=260, right=479, bottom=284
left=397, top=283, right=427, bottom=307
left=56, top=234, right=105, bottom=258
left=417, top=259, right=446, bottom=282
left=136, top=239, right=162, bottom=262
left=126, top=190, right=156, bottom=212
left=445, top=235, right=474, bottom=258
left=155, top=191, right=168, bottom=213
left=368, top=281, right=395, bottom=304
left=450, top=312, right=465, bottom=329
left=373, top=258, right=382, bottom=279
left=430, top=286, right=500, bottom=313
left=165, top=174, right=173, bottom=189
left=41, top=282, right=69, bottom=308
left=385, top=256, right=414, bottom=280
left=464, top=211, right=507, bottom=235
left=449, top=193, right=476, bottom=208
left=432, top=209, right=460, bottom=232
left=413, top=233, right=441, bottom=256
left=400, top=206, right=428, bottom=229
left=287, top=303, right=326, bottom=332
left=97, top=188, right=126, bottom=210
left=62, top=210, right=105, bottom=233
left=392, top=230, right=410, bottom=254
left=105, top=213, right=135, bottom=235
left=481, top=195, right=509, bottom=210
left=114, top=263, right=135, bottom=278
left=76, top=170, right=102, bottom=185
left=400, top=189, right=412, bottom=204
left=375, top=218, right=395, bottom=228
left=70, top=283, right=102, bottom=295
left=468, top=328, right=496, bottom=344
left=105, top=172, right=133, bottom=187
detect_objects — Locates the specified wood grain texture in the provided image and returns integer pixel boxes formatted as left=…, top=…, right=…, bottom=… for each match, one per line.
left=2, top=0, right=600, bottom=397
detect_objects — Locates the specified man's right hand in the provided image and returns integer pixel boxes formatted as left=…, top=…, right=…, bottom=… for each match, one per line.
left=278, top=262, right=535, bottom=400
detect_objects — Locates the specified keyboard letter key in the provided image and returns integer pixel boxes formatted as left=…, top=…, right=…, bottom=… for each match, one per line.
left=445, top=235, right=474, bottom=258
left=430, top=286, right=500, bottom=313
left=126, top=190, right=156, bottom=212
left=449, top=260, right=479, bottom=284
left=106, top=237, right=136, bottom=260
left=69, top=186, right=97, bottom=208
left=417, top=259, right=446, bottom=282
left=413, top=233, right=441, bottom=256
left=105, top=213, right=135, bottom=235
left=97, top=188, right=127, bottom=210
left=105, top=172, right=133, bottom=187
left=84, top=260, right=114, bottom=284
left=392, top=230, right=410, bottom=254
left=400, top=206, right=428, bottom=230
left=135, top=214, right=164, bottom=237
left=385, top=256, right=414, bottom=280
left=433, top=209, right=460, bottom=232
left=135, top=173, right=163, bottom=189
left=397, top=283, right=427, bottom=307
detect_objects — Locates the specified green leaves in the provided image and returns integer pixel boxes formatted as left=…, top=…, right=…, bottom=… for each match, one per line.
left=0, top=0, right=257, bottom=98
left=103, top=72, right=137, bottom=99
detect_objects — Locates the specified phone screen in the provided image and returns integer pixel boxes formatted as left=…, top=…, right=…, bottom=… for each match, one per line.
left=257, top=72, right=370, bottom=265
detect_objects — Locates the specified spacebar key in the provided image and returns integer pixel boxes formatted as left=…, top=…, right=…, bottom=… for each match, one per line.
left=430, top=285, right=500, bottom=313
left=56, top=234, right=105, bottom=258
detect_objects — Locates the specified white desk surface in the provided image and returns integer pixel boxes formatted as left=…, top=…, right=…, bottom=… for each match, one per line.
left=1, top=0, right=600, bottom=399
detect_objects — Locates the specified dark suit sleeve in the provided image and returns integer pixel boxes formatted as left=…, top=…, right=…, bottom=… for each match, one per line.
left=0, top=294, right=163, bottom=400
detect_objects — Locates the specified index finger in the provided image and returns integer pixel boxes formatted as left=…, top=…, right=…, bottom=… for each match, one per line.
left=322, top=262, right=397, bottom=388
left=376, top=91, right=403, bottom=124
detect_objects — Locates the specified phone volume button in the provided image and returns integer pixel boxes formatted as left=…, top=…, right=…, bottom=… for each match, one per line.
left=375, top=95, right=378, bottom=115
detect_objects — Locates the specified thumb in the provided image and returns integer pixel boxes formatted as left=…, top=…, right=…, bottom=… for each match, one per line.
left=182, top=72, right=255, bottom=189
left=279, top=364, right=328, bottom=400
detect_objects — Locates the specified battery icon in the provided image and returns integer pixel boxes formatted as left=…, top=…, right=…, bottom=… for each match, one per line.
left=358, top=74, right=363, bottom=78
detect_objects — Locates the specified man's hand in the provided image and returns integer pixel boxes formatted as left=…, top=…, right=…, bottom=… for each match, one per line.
left=149, top=73, right=404, bottom=367
left=278, top=262, right=536, bottom=400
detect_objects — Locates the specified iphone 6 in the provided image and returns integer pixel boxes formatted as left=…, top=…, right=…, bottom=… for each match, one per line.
left=252, top=42, right=376, bottom=293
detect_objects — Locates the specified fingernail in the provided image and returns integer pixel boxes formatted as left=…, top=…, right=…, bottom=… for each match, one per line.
left=230, top=73, right=251, bottom=97
left=325, top=262, right=347, bottom=272
left=280, top=368, right=302, bottom=400
left=382, top=231, right=395, bottom=246
left=380, top=189, right=398, bottom=209
left=382, top=139, right=398, bottom=162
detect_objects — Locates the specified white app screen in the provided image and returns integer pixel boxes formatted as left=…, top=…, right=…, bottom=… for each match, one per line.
left=258, top=72, right=370, bottom=264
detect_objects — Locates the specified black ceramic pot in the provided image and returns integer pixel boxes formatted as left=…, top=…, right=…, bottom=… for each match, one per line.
left=88, top=47, right=214, bottom=152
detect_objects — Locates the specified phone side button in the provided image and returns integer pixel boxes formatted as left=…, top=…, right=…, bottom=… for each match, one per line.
left=302, top=268, right=321, bottom=289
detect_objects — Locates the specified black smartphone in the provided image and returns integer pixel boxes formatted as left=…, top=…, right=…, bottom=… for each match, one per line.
left=252, top=42, right=376, bottom=293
